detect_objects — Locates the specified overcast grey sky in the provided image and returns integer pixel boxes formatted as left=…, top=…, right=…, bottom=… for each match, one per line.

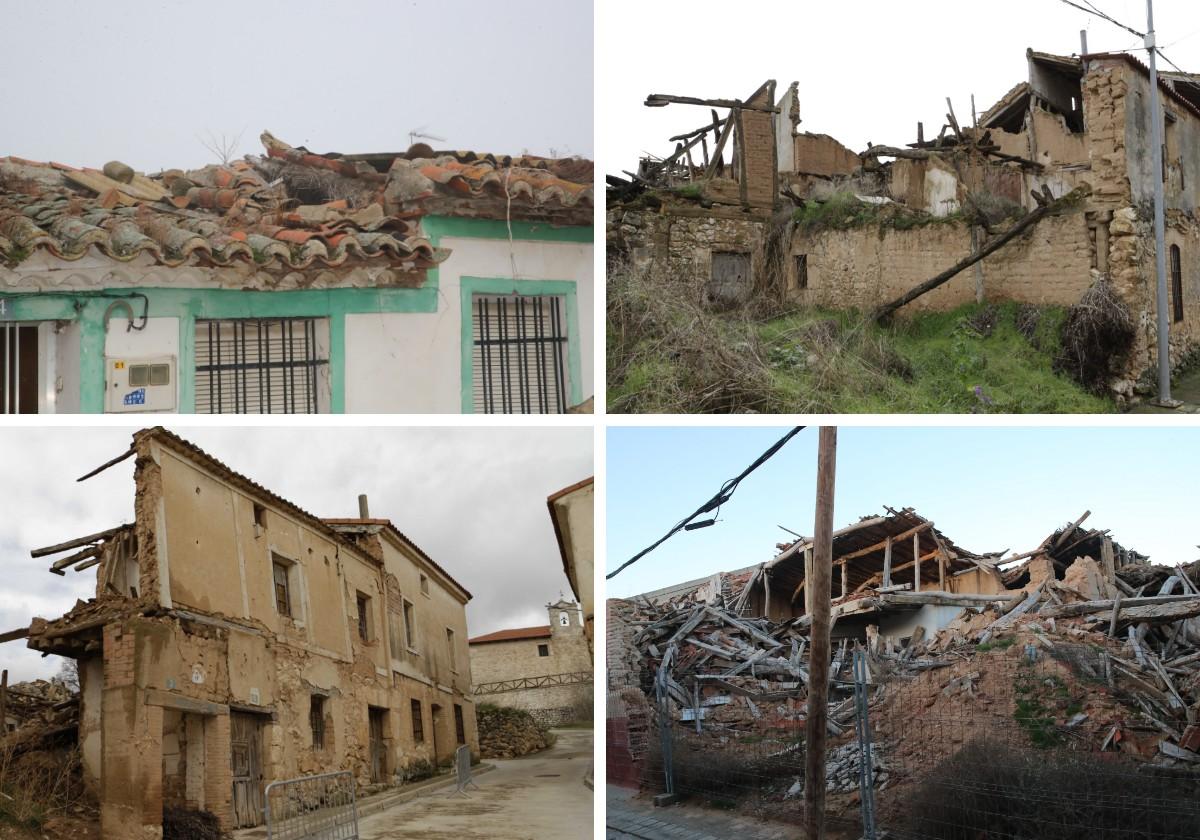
left=0, top=425, right=592, bottom=683
left=599, top=0, right=1200, bottom=173
left=0, top=0, right=593, bottom=171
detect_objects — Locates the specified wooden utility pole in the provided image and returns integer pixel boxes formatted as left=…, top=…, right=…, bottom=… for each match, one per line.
left=804, top=427, right=837, bottom=840
left=0, top=669, right=7, bottom=740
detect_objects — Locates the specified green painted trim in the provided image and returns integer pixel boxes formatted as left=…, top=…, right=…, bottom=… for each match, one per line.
left=422, top=216, right=592, bottom=244
left=1, top=286, right=437, bottom=413
left=457, top=276, right=581, bottom=414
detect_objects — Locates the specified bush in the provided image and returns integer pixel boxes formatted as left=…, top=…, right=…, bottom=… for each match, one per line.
left=1055, top=277, right=1136, bottom=392
left=896, top=740, right=1200, bottom=839
left=162, top=806, right=225, bottom=840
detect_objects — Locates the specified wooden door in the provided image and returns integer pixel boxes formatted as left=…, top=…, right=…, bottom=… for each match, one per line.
left=368, top=708, right=386, bottom=783
left=230, top=712, right=264, bottom=828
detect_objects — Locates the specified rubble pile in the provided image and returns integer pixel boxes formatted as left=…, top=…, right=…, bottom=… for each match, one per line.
left=476, top=705, right=555, bottom=759
left=3, top=677, right=79, bottom=751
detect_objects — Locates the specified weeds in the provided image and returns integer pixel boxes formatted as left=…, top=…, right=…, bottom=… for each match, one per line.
left=1055, top=276, right=1136, bottom=393
left=0, top=743, right=85, bottom=829
left=897, top=740, right=1200, bottom=839
left=608, top=258, right=1112, bottom=413
left=791, top=191, right=966, bottom=235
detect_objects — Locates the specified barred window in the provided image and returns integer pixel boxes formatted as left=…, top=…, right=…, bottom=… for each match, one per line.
left=454, top=704, right=466, bottom=745
left=310, top=695, right=326, bottom=749
left=195, top=318, right=328, bottom=414
left=411, top=699, right=424, bottom=743
left=471, top=295, right=568, bottom=414
left=1171, top=244, right=1184, bottom=323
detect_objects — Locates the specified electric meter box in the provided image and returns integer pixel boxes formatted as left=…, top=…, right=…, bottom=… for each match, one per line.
left=106, top=356, right=177, bottom=413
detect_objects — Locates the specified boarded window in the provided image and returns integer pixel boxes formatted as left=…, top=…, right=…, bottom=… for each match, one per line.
left=446, top=628, right=457, bottom=672
left=795, top=254, right=808, bottom=290
left=356, top=593, right=371, bottom=642
left=1171, top=244, right=1184, bottom=323
left=471, top=295, right=568, bottom=414
left=454, top=704, right=466, bottom=745
left=310, top=695, right=325, bottom=749
left=708, top=252, right=751, bottom=306
left=272, top=561, right=291, bottom=617
left=419, top=574, right=429, bottom=596
left=195, top=318, right=327, bottom=414
left=537, top=643, right=549, bottom=657
left=411, top=699, right=424, bottom=742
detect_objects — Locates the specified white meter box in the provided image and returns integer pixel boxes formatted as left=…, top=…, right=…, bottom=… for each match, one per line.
left=106, top=356, right=177, bottom=413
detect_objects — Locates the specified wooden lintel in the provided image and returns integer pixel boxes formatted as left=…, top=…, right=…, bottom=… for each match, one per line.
left=645, top=93, right=780, bottom=114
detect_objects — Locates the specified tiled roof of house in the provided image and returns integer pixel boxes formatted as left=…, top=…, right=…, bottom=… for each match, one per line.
left=0, top=131, right=592, bottom=270
left=468, top=625, right=553, bottom=644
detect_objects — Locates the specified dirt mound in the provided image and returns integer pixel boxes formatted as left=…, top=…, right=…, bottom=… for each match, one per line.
left=476, top=705, right=555, bottom=759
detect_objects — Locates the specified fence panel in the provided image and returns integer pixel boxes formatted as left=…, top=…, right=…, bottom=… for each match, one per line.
left=864, top=644, right=1200, bottom=840
left=265, top=771, right=359, bottom=840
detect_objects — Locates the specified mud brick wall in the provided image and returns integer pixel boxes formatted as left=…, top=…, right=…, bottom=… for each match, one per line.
left=606, top=599, right=642, bottom=692
left=741, top=108, right=776, bottom=208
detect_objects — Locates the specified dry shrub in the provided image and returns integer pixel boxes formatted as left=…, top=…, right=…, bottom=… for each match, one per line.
left=896, top=739, right=1200, bottom=840
left=607, top=258, right=787, bottom=414
left=1055, top=278, right=1135, bottom=392
left=162, top=806, right=226, bottom=840
left=1016, top=303, right=1042, bottom=344
left=0, top=743, right=86, bottom=828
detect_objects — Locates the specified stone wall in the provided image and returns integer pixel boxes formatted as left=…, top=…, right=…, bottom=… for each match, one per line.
left=606, top=599, right=642, bottom=692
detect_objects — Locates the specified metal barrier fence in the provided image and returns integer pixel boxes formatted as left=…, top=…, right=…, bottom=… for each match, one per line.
left=265, top=771, right=359, bottom=840
left=448, top=744, right=479, bottom=797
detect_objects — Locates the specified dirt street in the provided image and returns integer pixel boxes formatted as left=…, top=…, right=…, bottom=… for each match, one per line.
left=358, top=729, right=593, bottom=840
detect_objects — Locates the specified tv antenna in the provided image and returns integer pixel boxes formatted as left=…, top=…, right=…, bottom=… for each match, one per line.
left=408, top=126, right=447, bottom=147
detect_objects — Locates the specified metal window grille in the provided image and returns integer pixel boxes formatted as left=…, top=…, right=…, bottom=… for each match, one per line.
left=310, top=696, right=325, bottom=749
left=411, top=699, right=424, bottom=742
left=454, top=704, right=466, bottom=745
left=471, top=295, right=568, bottom=414
left=411, top=700, right=424, bottom=743
left=1, top=323, right=38, bottom=414
left=195, top=318, right=327, bottom=414
left=1170, top=244, right=1184, bottom=323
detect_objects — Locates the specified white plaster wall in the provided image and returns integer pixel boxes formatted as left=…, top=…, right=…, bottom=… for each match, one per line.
left=343, top=236, right=593, bottom=414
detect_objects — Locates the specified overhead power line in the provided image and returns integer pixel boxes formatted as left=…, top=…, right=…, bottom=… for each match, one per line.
left=1057, top=0, right=1187, bottom=74
left=605, top=426, right=806, bottom=581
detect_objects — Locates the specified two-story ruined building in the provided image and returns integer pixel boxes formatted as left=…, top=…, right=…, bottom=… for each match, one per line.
left=610, top=48, right=1200, bottom=400
left=12, top=427, right=478, bottom=837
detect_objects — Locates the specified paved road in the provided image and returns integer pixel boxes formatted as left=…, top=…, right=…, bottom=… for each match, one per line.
left=605, top=785, right=795, bottom=840
left=358, top=729, right=593, bottom=840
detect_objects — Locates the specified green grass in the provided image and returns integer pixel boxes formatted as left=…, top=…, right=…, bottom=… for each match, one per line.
left=791, top=192, right=969, bottom=235
left=612, top=302, right=1110, bottom=413
left=976, top=636, right=1018, bottom=653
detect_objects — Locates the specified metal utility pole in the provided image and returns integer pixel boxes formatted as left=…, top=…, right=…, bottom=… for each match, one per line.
left=1146, top=0, right=1176, bottom=406
left=804, top=427, right=837, bottom=840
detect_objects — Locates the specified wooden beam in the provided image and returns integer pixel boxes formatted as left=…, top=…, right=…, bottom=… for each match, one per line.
left=805, top=427, right=837, bottom=840
left=76, top=446, right=135, bottom=483
left=31, top=525, right=129, bottom=559
left=645, top=93, right=780, bottom=114
left=703, top=114, right=737, bottom=180
left=0, top=626, right=27, bottom=646
left=836, top=521, right=932, bottom=563
left=913, top=531, right=921, bottom=593
left=882, top=536, right=893, bottom=588
left=48, top=545, right=103, bottom=576
left=1053, top=510, right=1093, bottom=550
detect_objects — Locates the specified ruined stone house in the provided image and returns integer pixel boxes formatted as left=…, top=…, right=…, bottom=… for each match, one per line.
left=1, top=131, right=593, bottom=415
left=469, top=600, right=593, bottom=727
left=610, top=48, right=1200, bottom=399
left=7, top=427, right=479, bottom=838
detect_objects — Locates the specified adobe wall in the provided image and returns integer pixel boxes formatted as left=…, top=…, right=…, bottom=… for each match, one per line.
left=791, top=210, right=1095, bottom=312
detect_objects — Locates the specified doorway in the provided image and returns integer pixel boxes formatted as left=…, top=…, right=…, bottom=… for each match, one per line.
left=230, top=712, right=265, bottom=828
left=1, top=323, right=38, bottom=414
left=368, top=707, right=388, bottom=783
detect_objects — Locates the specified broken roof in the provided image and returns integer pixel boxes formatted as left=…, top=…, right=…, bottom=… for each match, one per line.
left=324, top=517, right=471, bottom=602
left=468, top=625, right=552, bottom=644
left=1, top=131, right=592, bottom=270
left=765, top=507, right=991, bottom=599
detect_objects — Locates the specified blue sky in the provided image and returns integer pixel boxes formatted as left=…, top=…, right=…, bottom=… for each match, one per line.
left=606, top=426, right=1199, bottom=598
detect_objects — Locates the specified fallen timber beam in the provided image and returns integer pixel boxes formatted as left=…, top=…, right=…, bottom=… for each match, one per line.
left=1087, top=599, right=1200, bottom=627
left=48, top=545, right=103, bottom=576
left=31, top=524, right=130, bottom=559
left=879, top=591, right=1022, bottom=608
left=645, top=93, right=780, bottom=114
left=0, top=627, right=30, bottom=644
left=1040, top=594, right=1200, bottom=619
left=872, top=186, right=1083, bottom=322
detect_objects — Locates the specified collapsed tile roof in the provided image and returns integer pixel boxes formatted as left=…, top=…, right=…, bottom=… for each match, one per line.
left=0, top=131, right=592, bottom=271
